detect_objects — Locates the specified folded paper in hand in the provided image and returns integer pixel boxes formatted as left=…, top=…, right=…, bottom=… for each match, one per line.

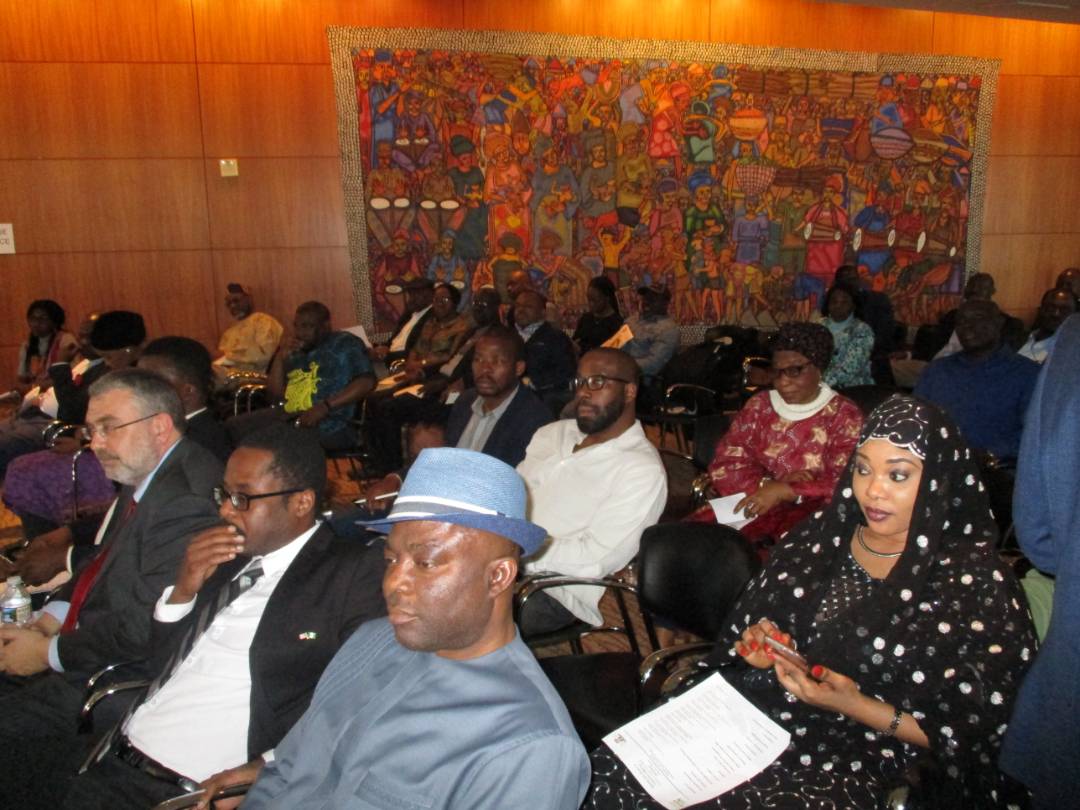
left=602, top=324, right=635, bottom=350
left=709, top=493, right=753, bottom=530
left=604, top=672, right=790, bottom=809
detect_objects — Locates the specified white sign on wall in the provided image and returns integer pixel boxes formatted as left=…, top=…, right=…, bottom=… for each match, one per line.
left=0, top=223, right=14, bottom=254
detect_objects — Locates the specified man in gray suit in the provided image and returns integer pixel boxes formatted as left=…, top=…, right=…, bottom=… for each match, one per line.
left=0, top=369, right=223, bottom=730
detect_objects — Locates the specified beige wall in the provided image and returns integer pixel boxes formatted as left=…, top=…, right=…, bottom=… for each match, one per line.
left=2, top=0, right=1077, bottom=384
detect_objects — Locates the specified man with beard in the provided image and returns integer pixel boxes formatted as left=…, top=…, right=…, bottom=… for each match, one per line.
left=516, top=348, right=666, bottom=634
left=0, top=369, right=222, bottom=730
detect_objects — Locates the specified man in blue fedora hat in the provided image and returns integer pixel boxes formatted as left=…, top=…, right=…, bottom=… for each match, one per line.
left=209, top=447, right=590, bottom=810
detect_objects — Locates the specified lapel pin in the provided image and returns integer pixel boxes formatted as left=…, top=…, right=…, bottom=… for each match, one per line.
left=298, top=631, right=318, bottom=640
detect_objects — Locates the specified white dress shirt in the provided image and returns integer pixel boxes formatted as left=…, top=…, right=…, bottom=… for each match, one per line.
left=124, top=523, right=319, bottom=781
left=517, top=420, right=666, bottom=625
left=1018, top=332, right=1056, bottom=364
left=388, top=306, right=431, bottom=354
left=455, top=386, right=518, bottom=453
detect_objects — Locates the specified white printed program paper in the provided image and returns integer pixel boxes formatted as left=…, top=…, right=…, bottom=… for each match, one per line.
left=709, top=493, right=753, bottom=530
left=603, top=673, right=790, bottom=810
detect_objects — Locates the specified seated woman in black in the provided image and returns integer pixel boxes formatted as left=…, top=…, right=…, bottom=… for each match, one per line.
left=573, top=276, right=623, bottom=354
left=587, top=395, right=1036, bottom=808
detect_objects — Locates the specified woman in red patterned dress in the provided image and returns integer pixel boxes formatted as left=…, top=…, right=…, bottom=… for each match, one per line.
left=688, top=322, right=864, bottom=550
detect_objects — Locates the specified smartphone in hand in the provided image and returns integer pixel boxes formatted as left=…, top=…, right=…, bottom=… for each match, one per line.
left=764, top=635, right=811, bottom=674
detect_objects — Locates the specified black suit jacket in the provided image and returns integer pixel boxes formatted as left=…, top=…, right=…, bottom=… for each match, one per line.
left=53, top=438, right=223, bottom=680
left=445, top=386, right=553, bottom=468
left=523, top=322, right=577, bottom=394
left=148, top=525, right=387, bottom=759
left=185, top=409, right=232, bottom=463
left=386, top=307, right=434, bottom=362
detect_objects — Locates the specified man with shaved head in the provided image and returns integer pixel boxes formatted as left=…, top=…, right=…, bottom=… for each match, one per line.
left=915, top=298, right=1039, bottom=462
left=231, top=448, right=589, bottom=810
left=517, top=348, right=667, bottom=634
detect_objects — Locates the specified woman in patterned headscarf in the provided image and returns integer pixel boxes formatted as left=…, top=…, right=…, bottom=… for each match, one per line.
left=687, top=322, right=863, bottom=550
left=588, top=396, right=1036, bottom=808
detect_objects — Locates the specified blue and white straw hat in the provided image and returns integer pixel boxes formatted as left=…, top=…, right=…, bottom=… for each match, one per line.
left=359, top=448, right=548, bottom=555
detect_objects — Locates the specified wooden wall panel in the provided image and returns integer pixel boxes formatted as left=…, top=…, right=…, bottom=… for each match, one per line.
left=210, top=247, right=356, bottom=335
left=0, top=250, right=218, bottom=353
left=199, top=64, right=339, bottom=157
left=982, top=157, right=1080, bottom=235
left=980, top=233, right=1080, bottom=318
left=991, top=75, right=1080, bottom=157
left=204, top=158, right=347, bottom=249
left=933, top=13, right=1080, bottom=77
left=191, top=0, right=463, bottom=64
left=710, top=0, right=934, bottom=53
left=0, top=159, right=210, bottom=252
left=466, top=0, right=711, bottom=41
left=0, top=0, right=195, bottom=63
left=0, top=63, right=202, bottom=159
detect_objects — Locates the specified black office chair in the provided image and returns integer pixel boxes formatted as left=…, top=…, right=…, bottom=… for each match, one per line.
left=658, top=412, right=731, bottom=520
left=533, top=523, right=760, bottom=748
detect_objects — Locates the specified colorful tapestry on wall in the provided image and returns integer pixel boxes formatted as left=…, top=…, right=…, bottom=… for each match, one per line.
left=328, top=28, right=998, bottom=337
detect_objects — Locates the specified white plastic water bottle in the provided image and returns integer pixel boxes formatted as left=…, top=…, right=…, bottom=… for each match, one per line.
left=1, top=575, right=32, bottom=626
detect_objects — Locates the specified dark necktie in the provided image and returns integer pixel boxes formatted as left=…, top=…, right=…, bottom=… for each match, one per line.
left=80, top=560, right=265, bottom=773
left=61, top=496, right=137, bottom=634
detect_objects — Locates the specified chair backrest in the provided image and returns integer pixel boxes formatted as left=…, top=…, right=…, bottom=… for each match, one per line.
left=637, top=522, right=760, bottom=642
left=691, top=413, right=730, bottom=470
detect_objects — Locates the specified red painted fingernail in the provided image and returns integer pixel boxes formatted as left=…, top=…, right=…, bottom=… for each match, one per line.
left=749, top=641, right=759, bottom=651
left=736, top=644, right=748, bottom=656
left=811, top=665, right=825, bottom=679
left=771, top=631, right=783, bottom=640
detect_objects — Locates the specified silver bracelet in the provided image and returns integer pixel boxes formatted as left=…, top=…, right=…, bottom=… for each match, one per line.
left=883, top=706, right=902, bottom=736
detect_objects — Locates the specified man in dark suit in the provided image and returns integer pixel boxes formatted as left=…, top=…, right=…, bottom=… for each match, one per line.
left=513, top=289, right=577, bottom=415
left=444, top=326, right=553, bottom=467
left=357, top=326, right=552, bottom=512
left=43, top=424, right=386, bottom=809
left=9, top=340, right=233, bottom=582
left=375, top=277, right=435, bottom=365
left=139, top=336, right=232, bottom=463
left=0, top=369, right=222, bottom=728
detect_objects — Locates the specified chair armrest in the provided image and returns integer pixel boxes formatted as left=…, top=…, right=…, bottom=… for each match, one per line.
left=78, top=679, right=149, bottom=733
left=517, top=574, right=637, bottom=609
left=41, top=420, right=81, bottom=447
left=85, top=659, right=145, bottom=693
left=664, top=383, right=717, bottom=400
left=152, top=784, right=253, bottom=810
left=658, top=447, right=698, bottom=466
left=639, top=641, right=715, bottom=687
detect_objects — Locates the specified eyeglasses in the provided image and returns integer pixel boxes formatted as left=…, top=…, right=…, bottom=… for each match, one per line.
left=213, top=486, right=304, bottom=512
left=572, top=374, right=633, bottom=391
left=80, top=412, right=161, bottom=442
left=769, top=363, right=813, bottom=379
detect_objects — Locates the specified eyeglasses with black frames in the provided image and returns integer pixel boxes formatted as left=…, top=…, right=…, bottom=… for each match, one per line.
left=213, top=486, right=304, bottom=512
left=572, top=374, right=633, bottom=391
left=769, top=363, right=813, bottom=380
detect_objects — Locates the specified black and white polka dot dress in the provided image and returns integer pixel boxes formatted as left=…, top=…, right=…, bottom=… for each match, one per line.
left=586, top=396, right=1037, bottom=809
